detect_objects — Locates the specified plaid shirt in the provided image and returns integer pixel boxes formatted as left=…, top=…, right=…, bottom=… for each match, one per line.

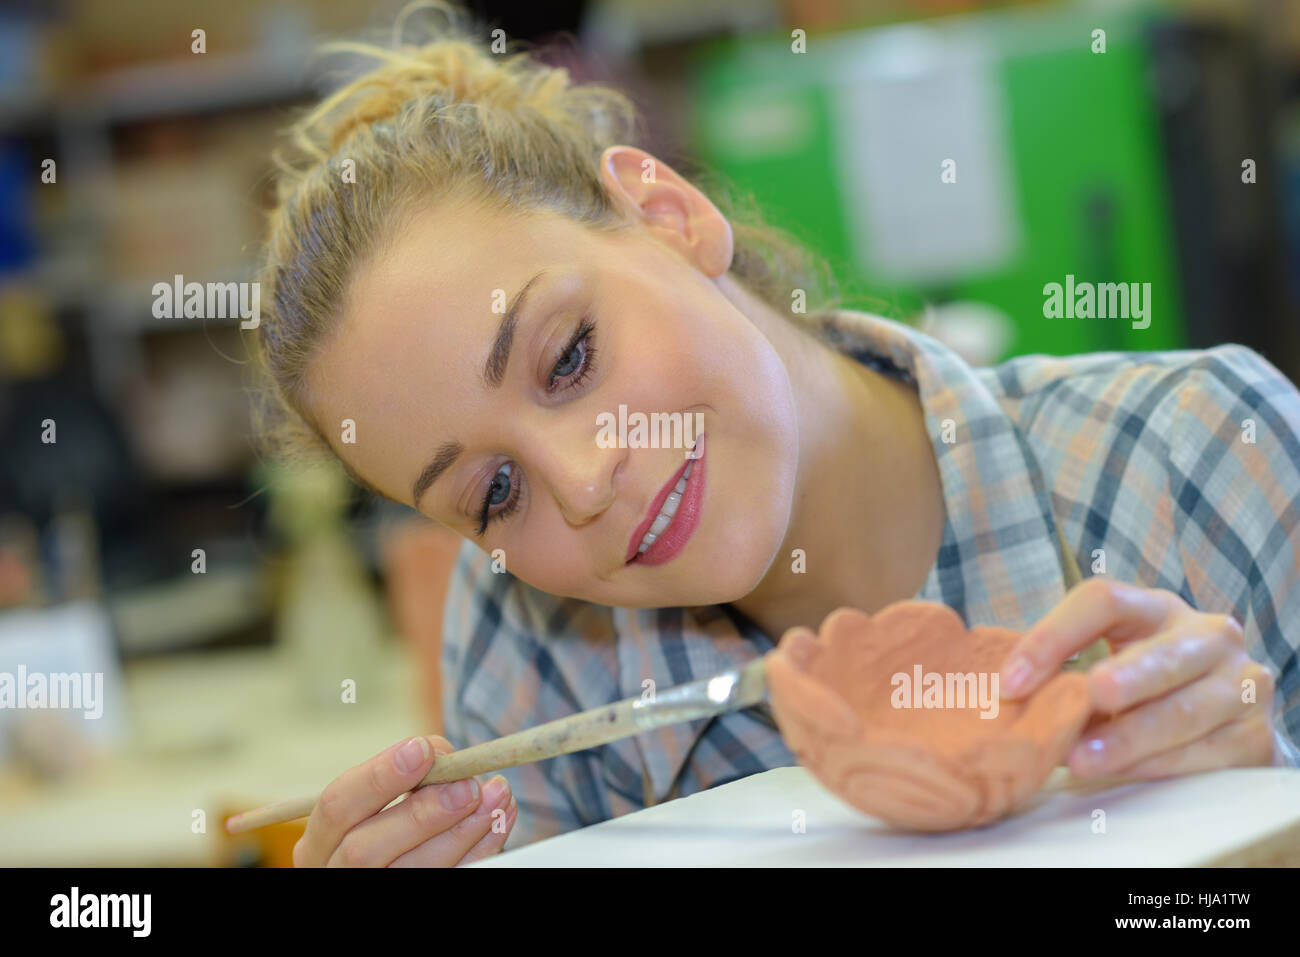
left=442, top=309, right=1300, bottom=850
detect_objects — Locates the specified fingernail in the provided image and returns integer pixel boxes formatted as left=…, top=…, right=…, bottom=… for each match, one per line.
left=440, top=778, right=479, bottom=810
left=1003, top=657, right=1032, bottom=694
left=394, top=737, right=429, bottom=774
left=1076, top=738, right=1107, bottom=772
left=483, top=774, right=510, bottom=810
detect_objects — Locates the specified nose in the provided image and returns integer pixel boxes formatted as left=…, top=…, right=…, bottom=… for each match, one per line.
left=522, top=423, right=625, bottom=526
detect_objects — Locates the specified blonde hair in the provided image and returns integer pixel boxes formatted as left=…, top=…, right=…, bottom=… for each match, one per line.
left=251, top=0, right=843, bottom=495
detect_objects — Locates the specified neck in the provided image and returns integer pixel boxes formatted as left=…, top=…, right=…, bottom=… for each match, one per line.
left=718, top=278, right=946, bottom=643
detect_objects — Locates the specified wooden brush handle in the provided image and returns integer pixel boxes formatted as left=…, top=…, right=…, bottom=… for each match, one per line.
left=226, top=657, right=768, bottom=834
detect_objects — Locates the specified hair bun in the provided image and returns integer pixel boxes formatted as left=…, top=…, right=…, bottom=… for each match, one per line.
left=323, top=41, right=510, bottom=153
left=296, top=1, right=564, bottom=161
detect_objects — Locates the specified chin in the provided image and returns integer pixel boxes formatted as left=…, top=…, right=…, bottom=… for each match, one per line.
left=603, top=542, right=771, bottom=609
left=688, top=526, right=787, bottom=605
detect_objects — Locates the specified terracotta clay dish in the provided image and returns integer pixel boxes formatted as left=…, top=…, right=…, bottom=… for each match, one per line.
left=766, top=601, right=1092, bottom=832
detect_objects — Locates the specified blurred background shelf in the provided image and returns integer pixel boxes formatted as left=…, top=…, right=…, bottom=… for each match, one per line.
left=109, top=564, right=271, bottom=656
left=83, top=48, right=316, bottom=124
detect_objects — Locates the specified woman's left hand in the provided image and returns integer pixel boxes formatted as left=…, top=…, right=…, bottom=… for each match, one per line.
left=998, top=578, right=1280, bottom=779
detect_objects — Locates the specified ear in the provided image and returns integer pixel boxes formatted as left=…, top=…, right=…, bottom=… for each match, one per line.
left=599, top=145, right=734, bottom=278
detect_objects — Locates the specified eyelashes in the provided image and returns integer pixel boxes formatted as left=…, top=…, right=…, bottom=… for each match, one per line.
left=547, top=317, right=597, bottom=393
left=477, top=462, right=518, bottom=536
left=476, top=317, right=598, bottom=536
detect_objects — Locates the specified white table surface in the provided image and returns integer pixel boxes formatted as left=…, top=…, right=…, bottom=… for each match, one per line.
left=8, top=638, right=1295, bottom=867
left=474, top=765, right=1300, bottom=867
left=0, top=642, right=423, bottom=866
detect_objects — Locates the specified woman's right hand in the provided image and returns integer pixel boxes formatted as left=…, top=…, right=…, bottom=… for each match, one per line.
left=292, top=734, right=517, bottom=867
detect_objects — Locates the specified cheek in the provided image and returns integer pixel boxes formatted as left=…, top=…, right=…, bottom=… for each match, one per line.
left=710, top=333, right=801, bottom=584
left=612, top=317, right=759, bottom=420
left=711, top=439, right=798, bottom=588
left=507, top=521, right=592, bottom=594
left=616, top=322, right=704, bottom=396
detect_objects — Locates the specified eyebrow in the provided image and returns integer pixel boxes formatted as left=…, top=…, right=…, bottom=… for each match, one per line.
left=410, top=271, right=547, bottom=509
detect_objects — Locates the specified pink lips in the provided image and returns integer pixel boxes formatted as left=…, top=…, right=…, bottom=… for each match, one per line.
left=624, top=433, right=706, bottom=566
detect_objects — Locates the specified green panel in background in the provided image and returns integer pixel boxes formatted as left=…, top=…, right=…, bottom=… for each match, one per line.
left=689, top=3, right=1188, bottom=361
left=691, top=49, right=862, bottom=304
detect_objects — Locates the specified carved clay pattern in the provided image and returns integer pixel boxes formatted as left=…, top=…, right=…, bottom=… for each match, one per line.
left=767, top=601, right=1092, bottom=831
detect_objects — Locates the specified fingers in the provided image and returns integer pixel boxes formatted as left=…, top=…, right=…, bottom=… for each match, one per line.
left=1086, top=615, right=1238, bottom=713
left=1068, top=652, right=1270, bottom=778
left=775, top=626, right=818, bottom=671
left=294, top=734, right=450, bottom=868
left=1001, top=579, right=1184, bottom=699
left=1100, top=711, right=1276, bottom=780
left=327, top=774, right=487, bottom=867
left=389, top=776, right=518, bottom=867
left=1005, top=672, right=1091, bottom=778
left=452, top=792, right=519, bottom=867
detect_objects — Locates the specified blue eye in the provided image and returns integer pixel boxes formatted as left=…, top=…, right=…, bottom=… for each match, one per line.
left=475, top=318, right=599, bottom=537
left=553, top=342, right=582, bottom=378
left=547, top=318, right=597, bottom=392
left=477, top=463, right=518, bottom=536
left=487, top=464, right=512, bottom=505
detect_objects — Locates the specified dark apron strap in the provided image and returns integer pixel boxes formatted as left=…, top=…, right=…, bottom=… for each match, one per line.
left=1054, top=519, right=1111, bottom=671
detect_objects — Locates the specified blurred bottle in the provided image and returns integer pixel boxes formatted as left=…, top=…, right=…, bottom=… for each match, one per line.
left=47, top=487, right=102, bottom=604
left=0, top=511, right=43, bottom=608
left=266, top=458, right=384, bottom=711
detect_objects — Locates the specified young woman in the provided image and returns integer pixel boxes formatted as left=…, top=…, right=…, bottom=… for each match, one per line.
left=254, top=4, right=1300, bottom=866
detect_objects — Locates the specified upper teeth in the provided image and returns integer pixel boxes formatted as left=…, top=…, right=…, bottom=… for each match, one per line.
left=638, top=458, right=695, bottom=553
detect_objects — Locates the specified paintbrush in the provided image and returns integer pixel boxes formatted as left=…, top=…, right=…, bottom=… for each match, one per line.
left=224, top=654, right=770, bottom=834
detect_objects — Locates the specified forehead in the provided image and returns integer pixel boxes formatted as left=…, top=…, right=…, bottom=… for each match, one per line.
left=354, top=197, right=575, bottom=304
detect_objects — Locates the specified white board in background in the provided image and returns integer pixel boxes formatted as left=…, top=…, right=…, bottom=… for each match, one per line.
left=0, top=601, right=127, bottom=765
left=473, top=765, right=1300, bottom=866
left=829, top=25, right=1023, bottom=285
